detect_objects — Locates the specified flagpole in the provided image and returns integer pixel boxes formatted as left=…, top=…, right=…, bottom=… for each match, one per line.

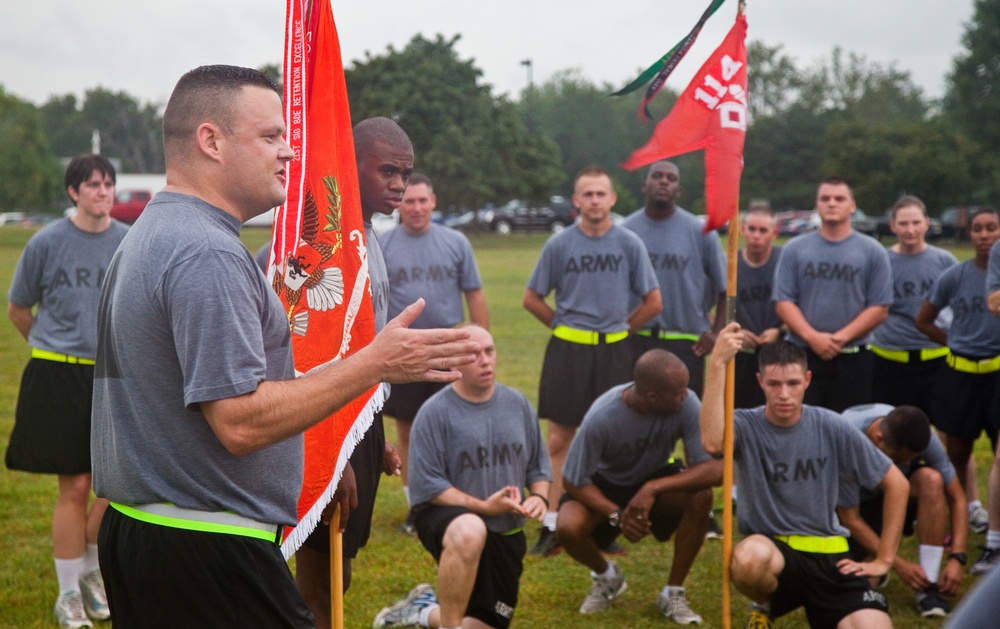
left=330, top=504, right=344, bottom=629
left=721, top=7, right=746, bottom=628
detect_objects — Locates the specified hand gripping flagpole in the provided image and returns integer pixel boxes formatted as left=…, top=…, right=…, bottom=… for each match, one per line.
left=721, top=8, right=745, bottom=628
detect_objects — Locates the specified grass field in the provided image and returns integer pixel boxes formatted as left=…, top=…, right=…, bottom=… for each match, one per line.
left=0, top=225, right=989, bottom=628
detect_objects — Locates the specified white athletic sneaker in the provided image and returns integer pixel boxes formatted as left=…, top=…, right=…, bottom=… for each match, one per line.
left=972, top=546, right=1000, bottom=575
left=78, top=569, right=110, bottom=620
left=970, top=504, right=989, bottom=534
left=373, top=583, right=437, bottom=628
left=657, top=589, right=703, bottom=624
left=579, top=563, right=627, bottom=613
left=54, top=591, right=93, bottom=629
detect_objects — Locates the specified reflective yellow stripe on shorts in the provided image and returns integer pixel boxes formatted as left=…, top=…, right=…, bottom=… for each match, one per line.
left=773, top=535, right=849, bottom=554
left=31, top=348, right=95, bottom=365
left=552, top=326, right=629, bottom=345
left=947, top=354, right=1000, bottom=374
left=111, top=503, right=281, bottom=543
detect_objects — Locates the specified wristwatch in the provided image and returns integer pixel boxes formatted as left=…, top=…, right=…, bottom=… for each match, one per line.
left=608, top=510, right=621, bottom=528
left=949, top=552, right=968, bottom=566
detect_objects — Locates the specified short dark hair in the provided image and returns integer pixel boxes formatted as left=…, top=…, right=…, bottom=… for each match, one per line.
left=890, top=195, right=927, bottom=219
left=353, top=117, right=412, bottom=163
left=970, top=206, right=1000, bottom=223
left=746, top=201, right=775, bottom=219
left=163, top=65, right=278, bottom=161
left=820, top=176, right=852, bottom=190
left=574, top=166, right=612, bottom=186
left=65, top=154, right=116, bottom=201
left=881, top=405, right=931, bottom=453
left=757, top=340, right=807, bottom=373
left=407, top=173, right=432, bottom=192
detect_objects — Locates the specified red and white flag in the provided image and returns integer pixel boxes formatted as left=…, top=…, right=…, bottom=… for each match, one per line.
left=623, top=13, right=748, bottom=233
left=269, top=0, right=382, bottom=557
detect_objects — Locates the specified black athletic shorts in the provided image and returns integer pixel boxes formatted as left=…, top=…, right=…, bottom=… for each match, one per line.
left=538, top=336, right=632, bottom=427
left=412, top=504, right=524, bottom=629
left=6, top=358, right=93, bottom=474
left=302, top=414, right=386, bottom=557
left=803, top=348, right=874, bottom=413
left=560, top=461, right=687, bottom=549
left=383, top=381, right=447, bottom=422
left=769, top=538, right=889, bottom=628
left=871, top=354, right=947, bottom=414
left=932, top=361, right=1000, bottom=443
left=847, top=494, right=919, bottom=561
left=99, top=506, right=314, bottom=628
left=734, top=350, right=766, bottom=409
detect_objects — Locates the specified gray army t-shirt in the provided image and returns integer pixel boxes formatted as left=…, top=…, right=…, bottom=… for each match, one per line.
left=623, top=208, right=726, bottom=334
left=733, top=405, right=892, bottom=537
left=872, top=246, right=956, bottom=349
left=563, top=383, right=709, bottom=488
left=773, top=232, right=892, bottom=347
left=408, top=384, right=551, bottom=533
left=736, top=246, right=783, bottom=335
left=526, top=225, right=658, bottom=333
left=8, top=217, right=129, bottom=359
left=92, top=192, right=301, bottom=525
left=929, top=260, right=1000, bottom=357
left=380, top=224, right=481, bottom=329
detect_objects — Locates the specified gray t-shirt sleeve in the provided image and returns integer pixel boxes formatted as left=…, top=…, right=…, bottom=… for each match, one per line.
left=989, top=240, right=1000, bottom=294
left=165, top=250, right=270, bottom=407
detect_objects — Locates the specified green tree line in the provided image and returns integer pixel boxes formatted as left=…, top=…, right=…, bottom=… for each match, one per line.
left=1, top=0, right=996, bottom=215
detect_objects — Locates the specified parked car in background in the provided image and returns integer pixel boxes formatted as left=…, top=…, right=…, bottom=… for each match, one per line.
left=775, top=210, right=815, bottom=236
left=110, top=189, right=153, bottom=224
left=939, top=206, right=980, bottom=241
left=487, top=197, right=579, bottom=235
left=850, top=209, right=879, bottom=238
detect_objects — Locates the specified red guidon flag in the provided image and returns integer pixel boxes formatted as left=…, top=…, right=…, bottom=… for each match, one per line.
left=623, top=13, right=748, bottom=233
left=269, top=0, right=382, bottom=557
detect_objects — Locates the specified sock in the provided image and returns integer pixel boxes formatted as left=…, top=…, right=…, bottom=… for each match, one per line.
left=919, top=545, right=943, bottom=585
left=55, top=557, right=85, bottom=594
left=750, top=601, right=771, bottom=613
left=543, top=511, right=557, bottom=531
left=84, top=544, right=100, bottom=573
left=987, top=530, right=1000, bottom=549
left=418, top=603, right=439, bottom=628
left=402, top=486, right=410, bottom=506
left=591, top=561, right=617, bottom=580
left=661, top=585, right=685, bottom=599
left=969, top=500, right=983, bottom=513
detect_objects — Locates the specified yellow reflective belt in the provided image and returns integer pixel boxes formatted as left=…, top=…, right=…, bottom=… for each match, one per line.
left=634, top=329, right=700, bottom=342
left=920, top=347, right=950, bottom=361
left=552, top=326, right=629, bottom=345
left=773, top=535, right=849, bottom=554
left=947, top=354, right=1000, bottom=374
left=871, top=346, right=950, bottom=364
left=870, top=346, right=908, bottom=363
left=31, top=348, right=95, bottom=365
left=111, top=503, right=281, bottom=544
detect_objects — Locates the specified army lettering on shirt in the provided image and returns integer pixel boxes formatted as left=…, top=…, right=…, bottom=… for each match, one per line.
left=773, top=232, right=892, bottom=347
left=564, top=253, right=624, bottom=274
left=874, top=246, right=956, bottom=350
left=622, top=208, right=726, bottom=334
left=736, top=246, right=782, bottom=335
left=929, top=260, right=1000, bottom=358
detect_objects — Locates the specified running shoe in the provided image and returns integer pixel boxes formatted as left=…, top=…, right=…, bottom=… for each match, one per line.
left=972, top=546, right=1000, bottom=575
left=579, top=563, right=627, bottom=613
left=528, top=527, right=562, bottom=557
left=744, top=605, right=772, bottom=629
left=54, top=591, right=93, bottom=629
left=78, top=569, right=110, bottom=620
left=372, top=583, right=437, bottom=628
left=657, top=589, right=703, bottom=624
left=916, top=584, right=950, bottom=618
left=970, top=504, right=989, bottom=534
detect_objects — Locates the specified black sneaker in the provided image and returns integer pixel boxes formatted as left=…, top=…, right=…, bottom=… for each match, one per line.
left=600, top=540, right=627, bottom=556
left=398, top=510, right=417, bottom=536
left=528, top=528, right=562, bottom=557
left=916, top=584, right=950, bottom=617
left=972, top=546, right=999, bottom=575
left=705, top=515, right=723, bottom=540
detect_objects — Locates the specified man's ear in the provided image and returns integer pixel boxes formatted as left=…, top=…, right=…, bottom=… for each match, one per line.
left=196, top=122, right=225, bottom=162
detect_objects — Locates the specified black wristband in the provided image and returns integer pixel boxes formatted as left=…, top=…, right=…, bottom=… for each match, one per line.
left=529, top=492, right=549, bottom=509
left=949, top=552, right=968, bottom=566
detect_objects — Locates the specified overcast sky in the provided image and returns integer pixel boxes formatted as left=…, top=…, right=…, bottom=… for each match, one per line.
left=0, top=1, right=974, bottom=107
